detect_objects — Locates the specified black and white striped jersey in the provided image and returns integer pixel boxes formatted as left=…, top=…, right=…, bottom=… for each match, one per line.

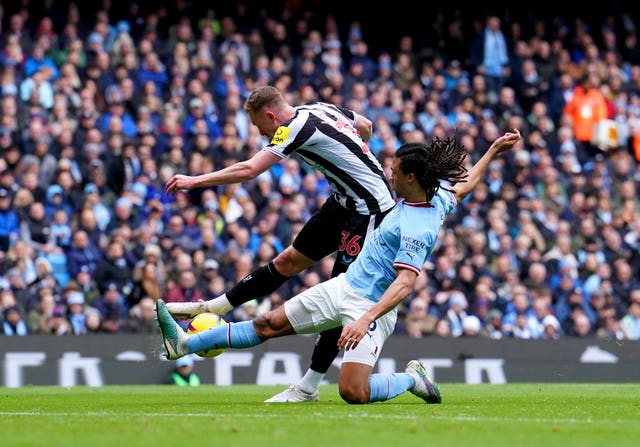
left=264, top=102, right=395, bottom=215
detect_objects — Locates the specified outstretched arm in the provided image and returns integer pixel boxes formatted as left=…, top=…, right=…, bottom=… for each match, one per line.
left=165, top=150, right=282, bottom=195
left=452, top=129, right=521, bottom=202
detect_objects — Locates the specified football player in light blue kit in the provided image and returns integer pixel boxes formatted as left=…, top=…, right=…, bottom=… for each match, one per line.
left=156, top=129, right=521, bottom=404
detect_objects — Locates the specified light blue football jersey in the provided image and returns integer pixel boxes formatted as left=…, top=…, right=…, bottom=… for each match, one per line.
left=345, top=187, right=457, bottom=302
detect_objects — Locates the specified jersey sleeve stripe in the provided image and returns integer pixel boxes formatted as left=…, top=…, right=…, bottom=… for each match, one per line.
left=392, top=262, right=421, bottom=275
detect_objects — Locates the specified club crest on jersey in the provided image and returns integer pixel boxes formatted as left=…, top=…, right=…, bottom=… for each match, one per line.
left=271, top=126, right=290, bottom=145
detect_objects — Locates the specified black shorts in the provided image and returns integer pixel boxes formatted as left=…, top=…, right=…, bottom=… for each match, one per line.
left=292, top=195, right=391, bottom=277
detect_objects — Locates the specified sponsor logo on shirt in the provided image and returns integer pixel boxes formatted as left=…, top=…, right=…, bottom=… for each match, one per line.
left=402, top=236, right=425, bottom=254
left=341, top=255, right=354, bottom=265
left=271, top=126, right=290, bottom=145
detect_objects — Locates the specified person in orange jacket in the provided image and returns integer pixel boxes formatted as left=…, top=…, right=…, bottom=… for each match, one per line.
left=562, top=72, right=609, bottom=159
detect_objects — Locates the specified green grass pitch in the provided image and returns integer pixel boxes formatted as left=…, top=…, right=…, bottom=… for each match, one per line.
left=1, top=384, right=639, bottom=447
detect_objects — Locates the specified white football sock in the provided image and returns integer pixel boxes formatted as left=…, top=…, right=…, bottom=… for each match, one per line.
left=207, top=294, right=233, bottom=315
left=297, top=369, right=325, bottom=394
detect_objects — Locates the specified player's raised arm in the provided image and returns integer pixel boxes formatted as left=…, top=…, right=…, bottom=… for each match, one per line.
left=452, top=129, right=521, bottom=203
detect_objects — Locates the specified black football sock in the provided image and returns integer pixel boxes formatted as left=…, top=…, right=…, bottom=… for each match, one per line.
left=309, top=327, right=342, bottom=374
left=226, top=262, right=289, bottom=307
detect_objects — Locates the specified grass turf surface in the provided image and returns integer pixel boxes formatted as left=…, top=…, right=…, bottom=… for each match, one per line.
left=1, top=384, right=639, bottom=447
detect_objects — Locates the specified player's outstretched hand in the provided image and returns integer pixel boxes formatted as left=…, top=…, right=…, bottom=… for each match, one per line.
left=492, top=128, right=521, bottom=155
left=165, top=174, right=195, bottom=195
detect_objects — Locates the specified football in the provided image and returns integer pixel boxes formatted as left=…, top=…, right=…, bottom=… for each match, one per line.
left=186, top=313, right=227, bottom=358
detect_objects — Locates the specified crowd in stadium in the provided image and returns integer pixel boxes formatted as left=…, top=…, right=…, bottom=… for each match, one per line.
left=0, top=1, right=639, bottom=339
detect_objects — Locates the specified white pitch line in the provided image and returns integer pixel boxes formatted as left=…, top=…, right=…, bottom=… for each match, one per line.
left=0, top=412, right=636, bottom=425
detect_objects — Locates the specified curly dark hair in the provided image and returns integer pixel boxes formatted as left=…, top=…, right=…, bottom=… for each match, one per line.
left=394, top=134, right=468, bottom=201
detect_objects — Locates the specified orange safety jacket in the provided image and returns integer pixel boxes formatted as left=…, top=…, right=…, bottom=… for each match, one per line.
left=562, top=86, right=608, bottom=142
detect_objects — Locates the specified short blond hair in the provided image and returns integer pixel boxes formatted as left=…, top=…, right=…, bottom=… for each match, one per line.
left=243, top=85, right=285, bottom=114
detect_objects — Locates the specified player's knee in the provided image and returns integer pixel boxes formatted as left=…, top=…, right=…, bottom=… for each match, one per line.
left=273, top=248, right=313, bottom=276
left=252, top=316, right=275, bottom=339
left=253, top=311, right=291, bottom=339
left=338, top=384, right=369, bottom=405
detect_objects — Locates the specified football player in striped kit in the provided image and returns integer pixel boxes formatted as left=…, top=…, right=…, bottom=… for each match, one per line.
left=165, top=85, right=395, bottom=402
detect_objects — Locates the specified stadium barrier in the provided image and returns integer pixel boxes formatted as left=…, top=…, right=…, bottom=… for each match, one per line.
left=1, top=335, right=638, bottom=387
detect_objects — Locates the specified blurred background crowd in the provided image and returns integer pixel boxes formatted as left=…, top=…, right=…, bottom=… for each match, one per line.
left=0, top=1, right=639, bottom=340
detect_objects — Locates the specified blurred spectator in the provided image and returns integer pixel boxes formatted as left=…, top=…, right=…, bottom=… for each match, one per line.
left=31, top=257, right=58, bottom=291
left=20, top=66, right=55, bottom=110
left=43, top=184, right=73, bottom=221
left=26, top=287, right=57, bottom=333
left=446, top=292, right=468, bottom=338
left=100, top=309, right=127, bottom=333
left=65, top=290, right=92, bottom=335
left=84, top=308, right=103, bottom=334
left=50, top=207, right=73, bottom=248
left=541, top=314, right=562, bottom=339
left=433, top=318, right=452, bottom=338
left=19, top=201, right=54, bottom=253
left=502, top=285, right=531, bottom=336
left=198, top=224, right=227, bottom=262
left=65, top=265, right=101, bottom=307
left=480, top=309, right=504, bottom=339
left=582, top=262, right=613, bottom=299
left=93, top=281, right=129, bottom=332
left=4, top=268, right=31, bottom=310
left=511, top=312, right=534, bottom=339
left=93, top=239, right=133, bottom=295
left=165, top=270, right=204, bottom=304
left=125, top=296, right=160, bottom=333
left=82, top=183, right=111, bottom=233
left=1, top=305, right=28, bottom=335
left=621, top=298, right=640, bottom=340
left=0, top=187, right=19, bottom=253
left=44, top=305, right=73, bottom=335
left=562, top=72, right=609, bottom=160
left=127, top=260, right=165, bottom=307
left=595, top=305, right=624, bottom=340
left=461, top=315, right=482, bottom=337
left=96, top=86, right=138, bottom=138
left=567, top=310, right=594, bottom=337
left=105, top=197, right=140, bottom=236
left=8, top=240, right=38, bottom=286
left=196, top=258, right=220, bottom=298
left=182, top=97, right=222, bottom=145
left=404, top=296, right=437, bottom=338
left=161, top=214, right=200, bottom=253
left=470, top=15, right=510, bottom=96
left=167, top=354, right=201, bottom=386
